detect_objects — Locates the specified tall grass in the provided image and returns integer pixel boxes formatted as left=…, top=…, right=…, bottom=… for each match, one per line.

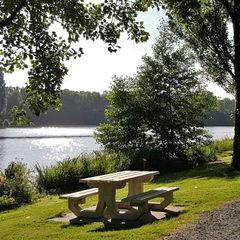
left=35, top=138, right=234, bottom=194
left=211, top=138, right=233, bottom=156
left=35, top=152, right=130, bottom=193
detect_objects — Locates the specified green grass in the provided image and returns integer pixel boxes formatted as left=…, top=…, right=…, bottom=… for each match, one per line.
left=0, top=156, right=240, bottom=240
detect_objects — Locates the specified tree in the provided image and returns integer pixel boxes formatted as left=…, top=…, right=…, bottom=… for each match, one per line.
left=0, top=0, right=160, bottom=118
left=161, top=0, right=240, bottom=169
left=96, top=23, right=215, bottom=170
left=0, top=68, right=6, bottom=115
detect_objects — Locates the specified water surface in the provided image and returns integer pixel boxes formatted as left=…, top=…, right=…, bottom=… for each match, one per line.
left=0, top=127, right=101, bottom=170
left=205, top=126, right=234, bottom=140
left=0, top=126, right=234, bottom=170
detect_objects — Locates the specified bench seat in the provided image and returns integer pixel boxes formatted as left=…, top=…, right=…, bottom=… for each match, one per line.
left=60, top=188, right=98, bottom=200
left=122, top=186, right=179, bottom=211
left=60, top=188, right=98, bottom=216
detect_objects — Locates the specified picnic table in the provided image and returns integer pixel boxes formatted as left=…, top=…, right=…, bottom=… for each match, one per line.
left=60, top=170, right=179, bottom=221
left=79, top=170, right=159, bottom=220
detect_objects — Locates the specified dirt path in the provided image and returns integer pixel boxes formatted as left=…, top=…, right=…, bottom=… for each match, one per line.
left=163, top=200, right=240, bottom=240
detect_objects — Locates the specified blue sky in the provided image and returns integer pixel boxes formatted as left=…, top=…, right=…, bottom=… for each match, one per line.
left=4, top=7, right=233, bottom=99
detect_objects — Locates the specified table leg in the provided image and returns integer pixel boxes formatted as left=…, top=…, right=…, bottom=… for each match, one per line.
left=102, top=187, right=119, bottom=217
left=97, top=185, right=144, bottom=221
left=68, top=198, right=85, bottom=217
left=128, top=179, right=144, bottom=196
left=78, top=183, right=125, bottom=219
left=118, top=177, right=153, bottom=210
left=128, top=176, right=153, bottom=196
left=104, top=186, right=145, bottom=221
left=116, top=179, right=144, bottom=210
left=73, top=189, right=107, bottom=219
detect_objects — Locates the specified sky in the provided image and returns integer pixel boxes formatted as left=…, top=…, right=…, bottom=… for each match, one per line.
left=4, top=7, right=233, bottom=99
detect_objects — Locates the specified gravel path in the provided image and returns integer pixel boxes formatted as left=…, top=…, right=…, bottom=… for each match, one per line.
left=164, top=200, right=240, bottom=240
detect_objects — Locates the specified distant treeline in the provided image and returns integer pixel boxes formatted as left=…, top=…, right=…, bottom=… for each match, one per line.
left=2, top=87, right=235, bottom=126
left=204, top=97, right=235, bottom=126
left=4, top=87, right=108, bottom=126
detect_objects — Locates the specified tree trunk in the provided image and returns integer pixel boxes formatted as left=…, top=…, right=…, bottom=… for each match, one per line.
left=231, top=1, right=240, bottom=170
left=232, top=88, right=240, bottom=170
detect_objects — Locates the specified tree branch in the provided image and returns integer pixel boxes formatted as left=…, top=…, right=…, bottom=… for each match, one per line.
left=217, top=0, right=235, bottom=20
left=0, top=0, right=28, bottom=28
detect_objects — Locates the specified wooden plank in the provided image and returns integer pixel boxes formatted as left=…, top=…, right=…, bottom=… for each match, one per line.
left=79, top=171, right=159, bottom=184
left=59, top=188, right=98, bottom=199
left=122, top=187, right=179, bottom=203
left=80, top=171, right=138, bottom=181
left=109, top=171, right=157, bottom=182
left=89, top=171, right=133, bottom=181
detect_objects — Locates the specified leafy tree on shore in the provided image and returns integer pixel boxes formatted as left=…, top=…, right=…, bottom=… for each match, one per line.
left=96, top=23, right=215, bottom=170
left=161, top=0, right=240, bottom=169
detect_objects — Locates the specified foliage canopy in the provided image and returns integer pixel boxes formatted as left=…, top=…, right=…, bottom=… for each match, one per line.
left=0, top=0, right=160, bottom=118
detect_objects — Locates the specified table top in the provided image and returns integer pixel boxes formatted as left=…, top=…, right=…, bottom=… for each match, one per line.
left=79, top=170, right=159, bottom=184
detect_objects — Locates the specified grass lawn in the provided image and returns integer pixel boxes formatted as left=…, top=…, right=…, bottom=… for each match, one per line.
left=0, top=156, right=240, bottom=240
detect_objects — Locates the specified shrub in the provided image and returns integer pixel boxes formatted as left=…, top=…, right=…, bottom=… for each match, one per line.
left=0, top=162, right=36, bottom=211
left=35, top=152, right=130, bottom=193
left=123, top=141, right=217, bottom=173
left=0, top=196, right=18, bottom=211
left=186, top=144, right=217, bottom=168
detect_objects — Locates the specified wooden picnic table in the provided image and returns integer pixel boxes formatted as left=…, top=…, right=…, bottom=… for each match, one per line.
left=78, top=170, right=159, bottom=220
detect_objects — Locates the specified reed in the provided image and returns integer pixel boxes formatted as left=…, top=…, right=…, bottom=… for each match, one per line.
left=35, top=152, right=130, bottom=193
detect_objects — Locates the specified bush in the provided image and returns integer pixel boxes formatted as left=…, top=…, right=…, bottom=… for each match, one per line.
left=0, top=162, right=36, bottom=211
left=0, top=196, right=18, bottom=211
left=126, top=143, right=217, bottom=172
left=186, top=144, right=217, bottom=168
left=35, top=152, right=130, bottom=193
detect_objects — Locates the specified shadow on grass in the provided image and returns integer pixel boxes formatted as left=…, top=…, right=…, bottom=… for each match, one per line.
left=153, top=160, right=240, bottom=184
left=91, top=222, right=144, bottom=232
left=58, top=219, right=139, bottom=231
left=59, top=210, right=184, bottom=232
left=87, top=209, right=184, bottom=232
left=59, top=216, right=109, bottom=228
left=59, top=218, right=147, bottom=231
left=60, top=221, right=94, bottom=228
left=88, top=218, right=159, bottom=232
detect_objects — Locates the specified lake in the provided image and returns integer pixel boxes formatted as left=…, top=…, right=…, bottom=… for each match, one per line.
left=0, top=126, right=234, bottom=170
left=0, top=127, right=101, bottom=170
left=205, top=126, right=234, bottom=140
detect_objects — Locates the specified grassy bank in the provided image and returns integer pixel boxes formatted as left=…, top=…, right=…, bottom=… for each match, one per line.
left=0, top=155, right=239, bottom=240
